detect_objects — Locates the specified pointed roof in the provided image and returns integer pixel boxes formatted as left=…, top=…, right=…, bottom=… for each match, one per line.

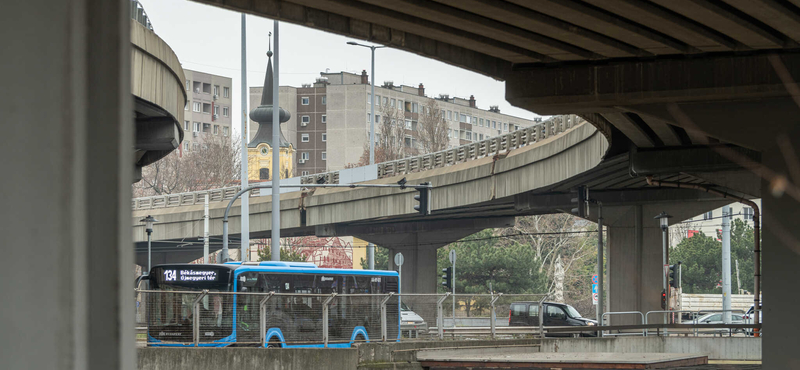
left=248, top=51, right=291, bottom=148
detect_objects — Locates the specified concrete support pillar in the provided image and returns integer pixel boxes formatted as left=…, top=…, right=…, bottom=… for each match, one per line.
left=1, top=1, right=133, bottom=369
left=762, top=128, right=800, bottom=369
left=606, top=205, right=664, bottom=325
left=387, top=246, right=439, bottom=294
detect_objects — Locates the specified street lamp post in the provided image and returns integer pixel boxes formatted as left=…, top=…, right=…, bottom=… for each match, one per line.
left=348, top=41, right=385, bottom=270
left=347, top=41, right=385, bottom=165
left=654, top=211, right=672, bottom=317
left=140, top=215, right=158, bottom=275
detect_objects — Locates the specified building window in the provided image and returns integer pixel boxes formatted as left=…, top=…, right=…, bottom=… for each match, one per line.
left=383, top=97, right=388, bottom=106
left=301, top=171, right=309, bottom=176
left=223, top=107, right=229, bottom=117
left=321, top=115, right=327, bottom=123
left=259, top=168, right=269, bottom=180
left=492, top=121, right=496, bottom=129
left=223, top=87, right=230, bottom=98
left=375, top=115, right=380, bottom=124
left=193, top=142, right=199, bottom=151
left=301, top=115, right=310, bottom=126
left=213, top=125, right=219, bottom=135
left=301, top=97, right=310, bottom=105
left=460, top=114, right=467, bottom=123
left=213, top=106, right=219, bottom=116
left=744, top=207, right=754, bottom=220
left=223, top=127, right=229, bottom=136
left=301, top=152, right=309, bottom=160
left=213, top=85, right=219, bottom=96
left=321, top=152, right=327, bottom=160
left=376, top=95, right=381, bottom=105
left=301, top=134, right=310, bottom=142
left=192, top=102, right=201, bottom=112
left=184, top=141, right=189, bottom=151
left=504, top=122, right=508, bottom=131
left=184, top=120, right=189, bottom=130
left=322, top=133, right=327, bottom=142
left=202, top=83, right=211, bottom=94
left=404, top=101, right=411, bottom=112
left=203, top=123, right=210, bottom=133
left=186, top=80, right=190, bottom=91
left=368, top=93, right=372, bottom=105
left=404, top=136, right=412, bottom=147
left=321, top=96, right=326, bottom=105
left=447, top=111, right=452, bottom=120
left=367, top=113, right=371, bottom=123
left=479, top=133, right=484, bottom=140
left=479, top=118, right=484, bottom=127
left=412, top=102, right=418, bottom=113
left=390, top=98, right=396, bottom=108
left=193, top=122, right=201, bottom=132
left=703, top=211, right=713, bottom=220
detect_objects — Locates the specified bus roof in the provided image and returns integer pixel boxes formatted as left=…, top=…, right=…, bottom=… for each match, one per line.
left=152, top=262, right=398, bottom=277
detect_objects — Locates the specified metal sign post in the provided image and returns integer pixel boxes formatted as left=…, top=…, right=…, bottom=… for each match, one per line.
left=394, top=252, right=404, bottom=309
left=449, top=250, right=456, bottom=327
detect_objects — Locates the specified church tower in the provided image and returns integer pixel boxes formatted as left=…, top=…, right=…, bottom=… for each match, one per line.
left=247, top=47, right=294, bottom=181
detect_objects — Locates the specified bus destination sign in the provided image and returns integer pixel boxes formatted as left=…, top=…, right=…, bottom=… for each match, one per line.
left=164, top=269, right=218, bottom=282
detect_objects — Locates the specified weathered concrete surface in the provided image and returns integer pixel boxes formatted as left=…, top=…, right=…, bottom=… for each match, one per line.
left=538, top=337, right=761, bottom=361
left=137, top=348, right=357, bottom=370
left=417, top=351, right=708, bottom=368
left=356, top=339, right=542, bottom=364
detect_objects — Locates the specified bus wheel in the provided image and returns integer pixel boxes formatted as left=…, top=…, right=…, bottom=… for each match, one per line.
left=267, top=339, right=281, bottom=348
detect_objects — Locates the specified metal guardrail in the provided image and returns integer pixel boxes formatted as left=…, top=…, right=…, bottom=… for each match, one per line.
left=601, top=311, right=646, bottom=337
left=130, top=0, right=153, bottom=31
left=131, top=117, right=583, bottom=210
left=135, top=291, right=549, bottom=346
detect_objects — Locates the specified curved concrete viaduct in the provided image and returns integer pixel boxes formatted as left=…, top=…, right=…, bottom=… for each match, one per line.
left=130, top=18, right=186, bottom=179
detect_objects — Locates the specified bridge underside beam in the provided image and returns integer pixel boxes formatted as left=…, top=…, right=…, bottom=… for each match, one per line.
left=506, top=51, right=800, bottom=153
left=322, top=217, right=515, bottom=293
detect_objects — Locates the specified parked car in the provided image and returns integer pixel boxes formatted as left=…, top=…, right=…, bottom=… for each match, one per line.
left=743, top=304, right=763, bottom=336
left=694, top=312, right=745, bottom=334
left=508, top=301, right=597, bottom=337
left=400, top=302, right=428, bottom=337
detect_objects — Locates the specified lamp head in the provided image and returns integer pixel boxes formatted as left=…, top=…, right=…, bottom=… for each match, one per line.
left=140, top=215, right=158, bottom=230
left=654, top=211, right=672, bottom=231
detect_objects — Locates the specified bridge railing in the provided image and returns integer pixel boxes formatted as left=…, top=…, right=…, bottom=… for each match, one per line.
left=131, top=116, right=582, bottom=211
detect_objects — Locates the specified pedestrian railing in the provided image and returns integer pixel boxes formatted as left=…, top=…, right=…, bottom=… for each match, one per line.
left=132, top=116, right=584, bottom=210
left=134, top=290, right=760, bottom=347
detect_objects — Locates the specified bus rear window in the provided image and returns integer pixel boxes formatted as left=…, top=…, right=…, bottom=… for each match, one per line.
left=510, top=304, right=526, bottom=316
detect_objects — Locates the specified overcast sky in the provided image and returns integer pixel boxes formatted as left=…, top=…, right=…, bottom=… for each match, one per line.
left=140, top=0, right=542, bottom=133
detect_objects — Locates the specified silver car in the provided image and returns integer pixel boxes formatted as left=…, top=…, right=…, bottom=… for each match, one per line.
left=400, top=303, right=428, bottom=337
left=695, top=313, right=745, bottom=334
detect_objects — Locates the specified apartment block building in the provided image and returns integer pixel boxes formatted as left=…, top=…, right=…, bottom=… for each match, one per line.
left=250, top=70, right=539, bottom=176
left=182, top=69, right=233, bottom=152
left=672, top=200, right=762, bottom=245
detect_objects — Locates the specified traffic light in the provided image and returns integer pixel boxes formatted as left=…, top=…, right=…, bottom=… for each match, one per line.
left=442, top=267, right=452, bottom=290
left=570, top=185, right=589, bottom=218
left=669, top=263, right=681, bottom=288
left=414, top=182, right=431, bottom=215
left=661, top=289, right=667, bottom=310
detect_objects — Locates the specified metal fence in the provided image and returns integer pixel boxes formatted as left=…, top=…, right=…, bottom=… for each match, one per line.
left=135, top=290, right=762, bottom=347
left=135, top=291, right=550, bottom=347
left=131, top=116, right=584, bottom=210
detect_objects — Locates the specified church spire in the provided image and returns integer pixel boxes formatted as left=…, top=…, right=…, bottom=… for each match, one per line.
left=248, top=37, right=291, bottom=148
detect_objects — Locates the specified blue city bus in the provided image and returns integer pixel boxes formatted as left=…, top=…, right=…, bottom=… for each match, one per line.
left=142, top=261, right=400, bottom=347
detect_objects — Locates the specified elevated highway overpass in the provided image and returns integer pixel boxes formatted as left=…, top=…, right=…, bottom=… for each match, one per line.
left=183, top=1, right=796, bottom=366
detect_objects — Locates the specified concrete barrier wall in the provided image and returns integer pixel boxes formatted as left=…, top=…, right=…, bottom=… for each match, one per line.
left=357, top=339, right=541, bottom=363
left=138, top=348, right=357, bottom=370
left=538, top=337, right=761, bottom=361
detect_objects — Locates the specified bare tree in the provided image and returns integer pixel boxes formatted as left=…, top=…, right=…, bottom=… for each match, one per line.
left=347, top=103, right=409, bottom=167
left=133, top=134, right=241, bottom=197
left=417, top=99, right=448, bottom=154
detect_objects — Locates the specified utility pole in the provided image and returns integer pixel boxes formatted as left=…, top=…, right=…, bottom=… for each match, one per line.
left=735, top=259, right=742, bottom=295
left=204, top=194, right=209, bottom=264
left=271, top=20, right=281, bottom=261
left=596, top=201, right=604, bottom=322
left=239, top=13, right=249, bottom=262
left=722, top=205, right=732, bottom=324
left=367, top=243, right=375, bottom=270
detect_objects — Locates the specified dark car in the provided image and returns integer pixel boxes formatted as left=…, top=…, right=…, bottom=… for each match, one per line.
left=508, top=301, right=597, bottom=337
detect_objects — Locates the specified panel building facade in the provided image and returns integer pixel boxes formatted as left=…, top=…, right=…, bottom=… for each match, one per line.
left=182, top=69, right=233, bottom=152
left=250, top=70, right=539, bottom=176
